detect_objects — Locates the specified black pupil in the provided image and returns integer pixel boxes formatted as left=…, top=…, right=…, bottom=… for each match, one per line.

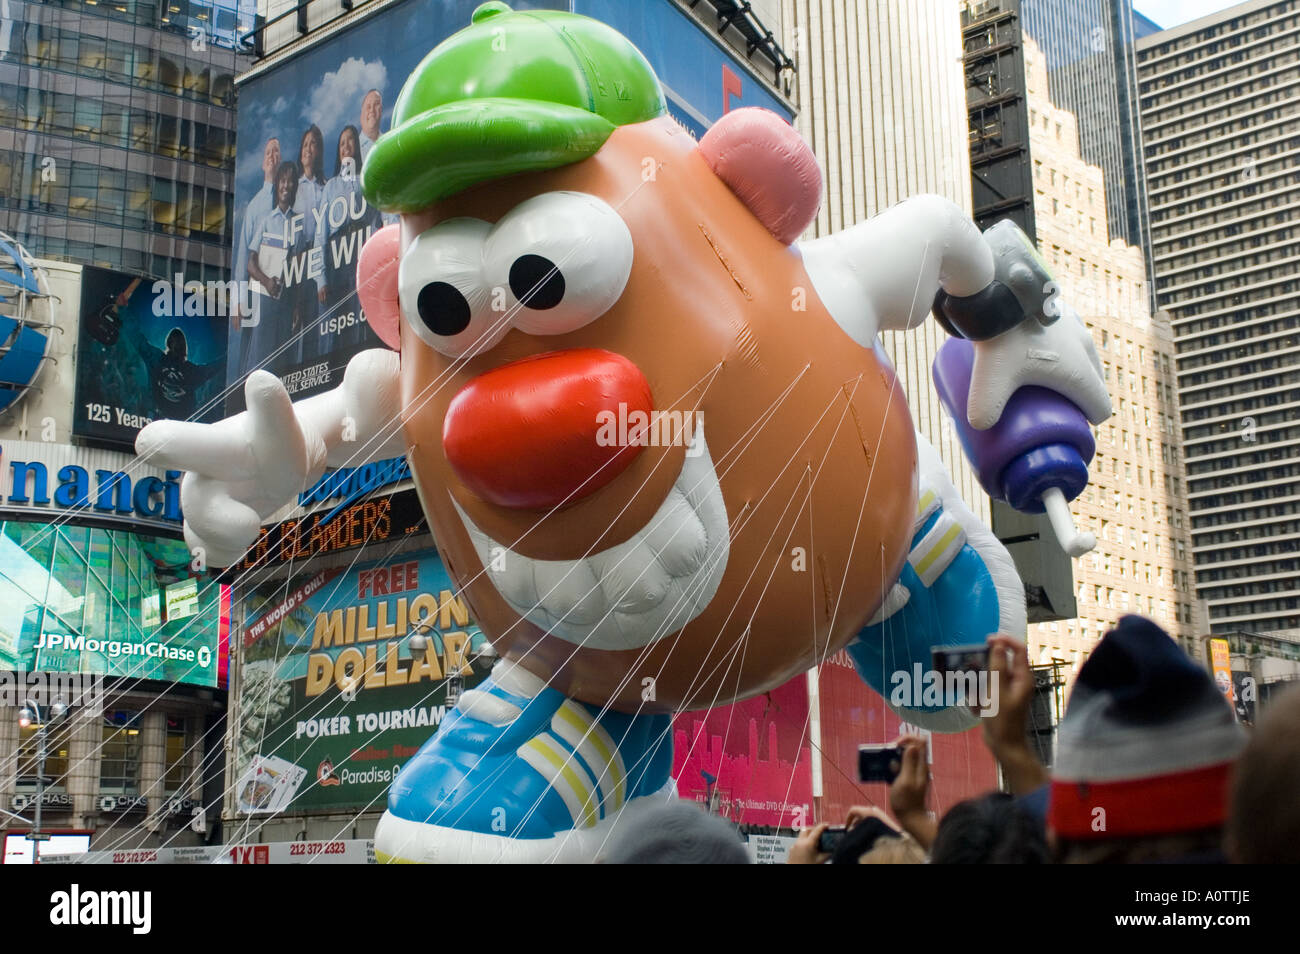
left=417, top=281, right=471, bottom=336
left=509, top=254, right=565, bottom=309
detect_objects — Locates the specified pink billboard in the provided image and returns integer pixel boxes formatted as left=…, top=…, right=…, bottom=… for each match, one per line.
left=815, top=650, right=999, bottom=823
left=671, top=652, right=1000, bottom=830
left=671, top=675, right=814, bottom=828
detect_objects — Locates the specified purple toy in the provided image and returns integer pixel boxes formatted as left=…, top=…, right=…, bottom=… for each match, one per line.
left=933, top=336, right=1097, bottom=557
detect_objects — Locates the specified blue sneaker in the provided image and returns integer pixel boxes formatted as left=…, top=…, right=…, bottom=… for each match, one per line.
left=846, top=435, right=1026, bottom=731
left=374, top=658, right=676, bottom=863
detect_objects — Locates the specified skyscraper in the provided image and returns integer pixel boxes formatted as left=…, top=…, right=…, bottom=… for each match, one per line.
left=0, top=0, right=251, bottom=283
left=1020, top=0, right=1155, bottom=287
left=1137, top=0, right=1300, bottom=639
left=1023, top=33, right=1200, bottom=666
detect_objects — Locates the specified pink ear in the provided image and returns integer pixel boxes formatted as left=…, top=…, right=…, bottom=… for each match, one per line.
left=357, top=223, right=402, bottom=351
left=698, top=107, right=822, bottom=245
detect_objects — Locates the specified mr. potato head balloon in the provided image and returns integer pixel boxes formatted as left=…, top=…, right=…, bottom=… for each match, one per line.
left=138, top=1, right=1110, bottom=860
left=356, top=95, right=916, bottom=713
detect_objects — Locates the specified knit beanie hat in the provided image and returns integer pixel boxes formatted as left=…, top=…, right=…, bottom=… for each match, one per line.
left=601, top=801, right=750, bottom=864
left=1048, top=615, right=1247, bottom=840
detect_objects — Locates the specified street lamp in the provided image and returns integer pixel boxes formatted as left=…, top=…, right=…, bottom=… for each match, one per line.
left=407, top=624, right=498, bottom=708
left=18, top=697, right=68, bottom=864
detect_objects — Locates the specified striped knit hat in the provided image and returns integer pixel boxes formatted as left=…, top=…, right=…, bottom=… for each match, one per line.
left=1049, top=615, right=1247, bottom=840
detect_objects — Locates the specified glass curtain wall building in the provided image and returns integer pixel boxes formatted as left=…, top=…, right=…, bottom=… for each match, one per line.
left=0, top=0, right=251, bottom=282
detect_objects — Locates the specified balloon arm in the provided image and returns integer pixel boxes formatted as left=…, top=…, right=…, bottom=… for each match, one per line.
left=299, top=348, right=407, bottom=467
left=134, top=349, right=404, bottom=568
left=799, top=194, right=995, bottom=347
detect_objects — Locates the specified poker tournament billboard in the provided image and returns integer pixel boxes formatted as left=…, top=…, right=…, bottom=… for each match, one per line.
left=227, top=0, right=793, bottom=411
left=74, top=266, right=227, bottom=447
left=234, top=549, right=488, bottom=814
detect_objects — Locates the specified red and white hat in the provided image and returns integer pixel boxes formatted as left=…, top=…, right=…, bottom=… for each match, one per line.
left=1048, top=615, right=1247, bottom=840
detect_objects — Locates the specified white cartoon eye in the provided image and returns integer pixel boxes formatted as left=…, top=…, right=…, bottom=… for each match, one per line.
left=482, top=191, right=633, bottom=336
left=399, top=218, right=507, bottom=360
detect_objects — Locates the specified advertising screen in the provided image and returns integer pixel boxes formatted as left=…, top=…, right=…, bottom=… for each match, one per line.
left=234, top=549, right=488, bottom=814
left=73, top=266, right=228, bottom=448
left=0, top=520, right=230, bottom=688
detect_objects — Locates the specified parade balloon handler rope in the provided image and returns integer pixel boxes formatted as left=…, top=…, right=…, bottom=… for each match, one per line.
left=309, top=365, right=875, bottom=860
left=78, top=220, right=651, bottom=855
left=77, top=273, right=852, bottom=855
left=85, top=279, right=749, bottom=856
left=118, top=344, right=788, bottom=858
left=111, top=352, right=901, bottom=860
left=58, top=188, right=647, bottom=855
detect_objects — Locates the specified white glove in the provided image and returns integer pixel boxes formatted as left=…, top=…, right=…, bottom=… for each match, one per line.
left=136, top=371, right=323, bottom=568
left=967, top=302, right=1112, bottom=430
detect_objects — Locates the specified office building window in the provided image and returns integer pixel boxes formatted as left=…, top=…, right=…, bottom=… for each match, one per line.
left=100, top=710, right=142, bottom=797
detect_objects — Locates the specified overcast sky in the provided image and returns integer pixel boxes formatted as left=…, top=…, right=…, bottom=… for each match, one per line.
left=1133, top=0, right=1251, bottom=30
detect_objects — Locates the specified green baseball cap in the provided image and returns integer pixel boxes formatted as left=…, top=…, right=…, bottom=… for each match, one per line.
left=361, top=2, right=667, bottom=213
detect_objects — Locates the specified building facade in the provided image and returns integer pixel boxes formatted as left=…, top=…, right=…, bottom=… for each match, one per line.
left=1137, top=0, right=1300, bottom=639
left=0, top=250, right=229, bottom=859
left=1023, top=34, right=1200, bottom=667
left=0, top=0, right=251, bottom=283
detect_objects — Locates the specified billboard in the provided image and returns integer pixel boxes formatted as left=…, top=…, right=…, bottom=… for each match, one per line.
left=816, top=651, right=999, bottom=822
left=73, top=266, right=228, bottom=448
left=227, top=0, right=794, bottom=409
left=234, top=548, right=488, bottom=813
left=0, top=519, right=230, bottom=688
left=575, top=0, right=793, bottom=137
left=671, top=675, right=813, bottom=828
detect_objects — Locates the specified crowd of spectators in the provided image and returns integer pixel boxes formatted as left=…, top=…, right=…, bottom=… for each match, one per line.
left=601, top=615, right=1299, bottom=864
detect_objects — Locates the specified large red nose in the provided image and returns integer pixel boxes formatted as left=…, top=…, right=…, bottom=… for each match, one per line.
left=443, top=349, right=654, bottom=511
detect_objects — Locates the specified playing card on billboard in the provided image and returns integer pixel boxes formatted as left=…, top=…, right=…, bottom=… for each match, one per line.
left=235, top=754, right=307, bottom=814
